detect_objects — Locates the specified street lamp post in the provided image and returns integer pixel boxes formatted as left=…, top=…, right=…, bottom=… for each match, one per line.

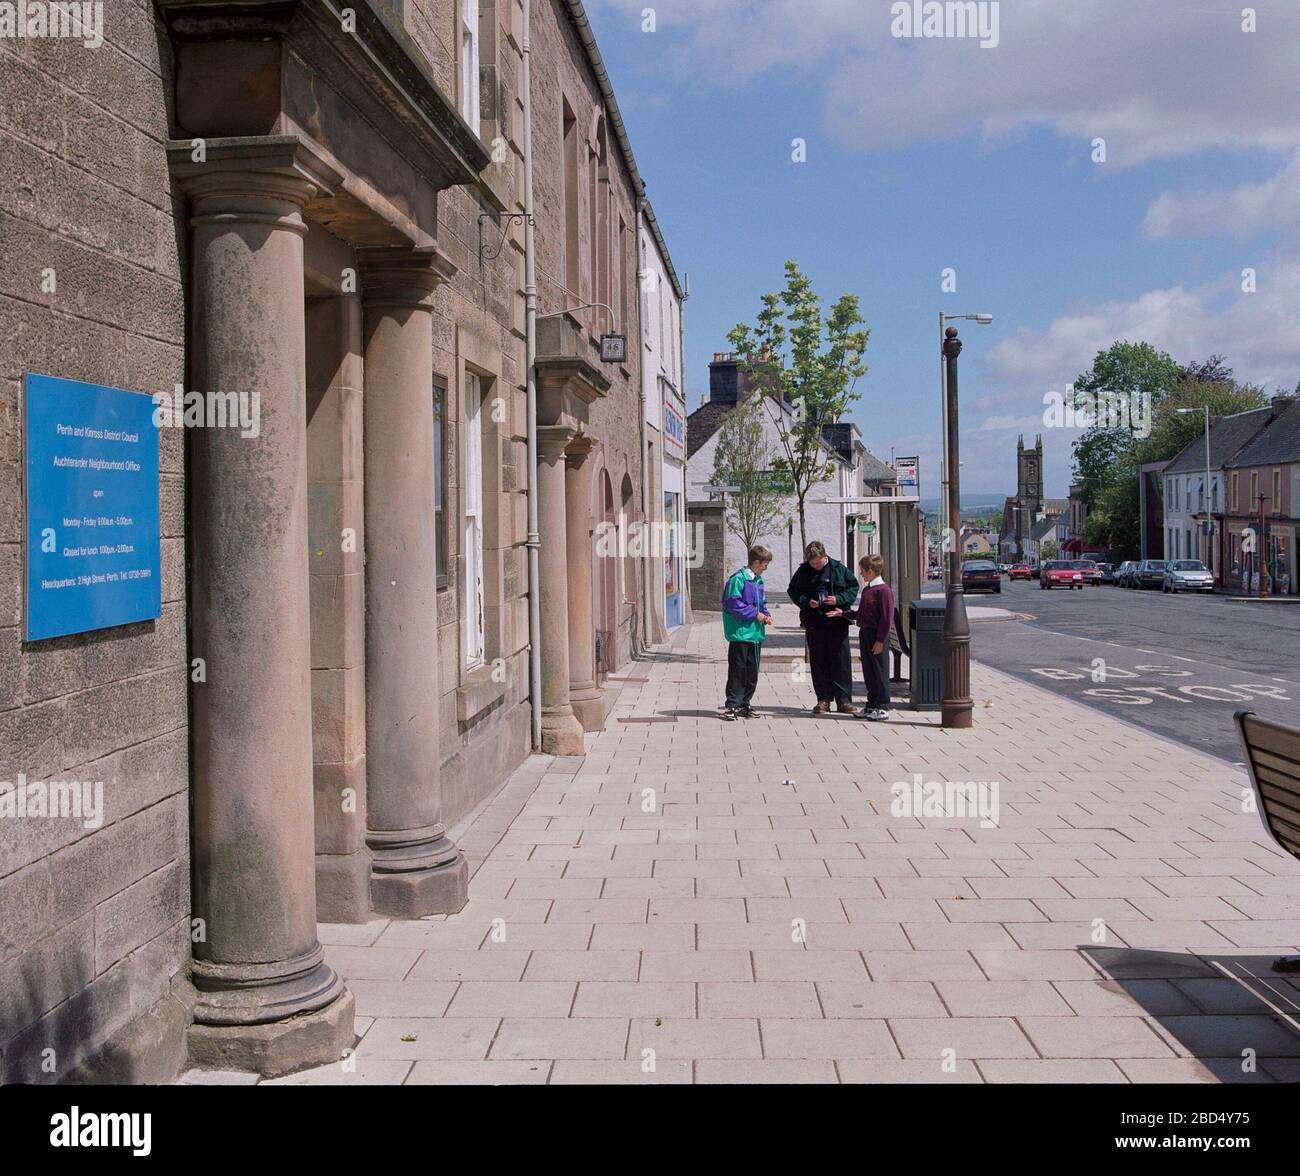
left=941, top=325, right=972, bottom=729
left=1177, top=406, right=1213, bottom=577
left=933, top=313, right=990, bottom=729
left=938, top=313, right=993, bottom=585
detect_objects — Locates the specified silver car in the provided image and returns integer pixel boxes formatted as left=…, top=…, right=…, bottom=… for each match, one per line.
left=1162, top=559, right=1214, bottom=594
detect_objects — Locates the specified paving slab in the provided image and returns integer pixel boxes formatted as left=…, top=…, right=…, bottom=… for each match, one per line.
left=275, top=610, right=1300, bottom=1084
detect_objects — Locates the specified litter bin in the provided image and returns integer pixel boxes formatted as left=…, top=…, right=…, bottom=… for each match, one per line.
left=909, top=599, right=946, bottom=711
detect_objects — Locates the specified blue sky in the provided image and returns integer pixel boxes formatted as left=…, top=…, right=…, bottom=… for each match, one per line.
left=584, top=0, right=1300, bottom=497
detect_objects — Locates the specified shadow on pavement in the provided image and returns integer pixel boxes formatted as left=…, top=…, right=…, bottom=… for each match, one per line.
left=1082, top=946, right=1300, bottom=1082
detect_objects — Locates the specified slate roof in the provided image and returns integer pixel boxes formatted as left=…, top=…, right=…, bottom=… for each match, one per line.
left=1165, top=405, right=1273, bottom=474
left=686, top=398, right=733, bottom=459
left=1224, top=398, right=1300, bottom=468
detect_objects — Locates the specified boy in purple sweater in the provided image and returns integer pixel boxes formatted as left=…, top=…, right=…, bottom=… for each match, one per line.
left=827, top=553, right=894, bottom=721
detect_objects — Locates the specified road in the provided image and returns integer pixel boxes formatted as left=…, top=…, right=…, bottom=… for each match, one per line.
left=966, top=577, right=1300, bottom=764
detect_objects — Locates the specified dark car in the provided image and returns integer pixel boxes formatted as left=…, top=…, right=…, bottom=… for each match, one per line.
left=1074, top=559, right=1101, bottom=585
left=1134, top=559, right=1168, bottom=589
left=1116, top=560, right=1137, bottom=587
left=961, top=559, right=1001, bottom=594
left=1095, top=562, right=1118, bottom=585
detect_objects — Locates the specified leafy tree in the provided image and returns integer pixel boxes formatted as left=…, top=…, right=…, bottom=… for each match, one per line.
left=1067, top=344, right=1268, bottom=555
left=1041, top=540, right=1059, bottom=561
left=727, top=260, right=869, bottom=549
left=1069, top=341, right=1180, bottom=511
left=710, top=395, right=787, bottom=555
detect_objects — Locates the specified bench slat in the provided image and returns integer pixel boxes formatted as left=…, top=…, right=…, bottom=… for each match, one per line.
left=1237, top=711, right=1300, bottom=865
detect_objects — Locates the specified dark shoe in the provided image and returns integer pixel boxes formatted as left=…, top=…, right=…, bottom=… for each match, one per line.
left=721, top=707, right=738, bottom=721
left=737, top=705, right=758, bottom=719
left=812, top=701, right=830, bottom=715
left=835, top=700, right=857, bottom=714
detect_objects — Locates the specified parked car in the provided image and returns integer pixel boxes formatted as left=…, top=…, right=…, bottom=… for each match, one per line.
left=1163, top=559, right=1214, bottom=594
left=1075, top=559, right=1102, bottom=585
left=1133, top=559, right=1168, bottom=590
left=1095, top=562, right=1118, bottom=585
left=1009, top=564, right=1032, bottom=581
left=1116, top=560, right=1137, bottom=587
left=1040, top=559, right=1083, bottom=590
left=1029, top=563, right=1042, bottom=581
left=961, top=559, right=1001, bottom=594
left=997, top=564, right=1011, bottom=575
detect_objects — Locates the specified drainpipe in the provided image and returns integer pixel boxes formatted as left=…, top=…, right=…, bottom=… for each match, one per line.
left=523, top=0, right=542, bottom=749
left=637, top=201, right=653, bottom=652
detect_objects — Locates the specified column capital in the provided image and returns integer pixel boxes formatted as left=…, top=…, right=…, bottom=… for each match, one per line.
left=537, top=425, right=578, bottom=460
left=565, top=433, right=597, bottom=465
left=167, top=135, right=341, bottom=232
left=358, top=244, right=458, bottom=310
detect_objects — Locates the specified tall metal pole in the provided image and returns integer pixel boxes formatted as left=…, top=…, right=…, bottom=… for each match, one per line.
left=1258, top=492, right=1269, bottom=599
left=522, top=0, right=542, bottom=749
left=941, top=326, right=972, bottom=728
left=1202, top=405, right=1212, bottom=577
left=939, top=312, right=950, bottom=585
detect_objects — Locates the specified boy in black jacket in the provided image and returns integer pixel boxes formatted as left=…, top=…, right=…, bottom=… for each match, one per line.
left=787, top=540, right=859, bottom=714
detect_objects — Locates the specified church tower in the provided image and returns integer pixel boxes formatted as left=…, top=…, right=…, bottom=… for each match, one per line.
left=1017, top=434, right=1043, bottom=510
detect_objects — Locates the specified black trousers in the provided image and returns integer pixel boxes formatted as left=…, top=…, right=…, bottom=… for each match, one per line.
left=806, top=624, right=853, bottom=704
left=859, top=630, right=891, bottom=709
left=725, top=641, right=761, bottom=708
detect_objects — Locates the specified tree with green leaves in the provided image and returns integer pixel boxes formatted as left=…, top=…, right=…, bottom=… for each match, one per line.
left=1068, top=345, right=1268, bottom=555
left=710, top=394, right=787, bottom=555
left=726, top=260, right=869, bottom=550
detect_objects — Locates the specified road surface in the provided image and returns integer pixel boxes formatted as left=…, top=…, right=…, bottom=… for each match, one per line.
left=965, top=577, right=1300, bottom=764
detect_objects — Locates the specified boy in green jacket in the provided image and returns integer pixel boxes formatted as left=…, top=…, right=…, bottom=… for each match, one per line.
left=721, top=545, right=774, bottom=720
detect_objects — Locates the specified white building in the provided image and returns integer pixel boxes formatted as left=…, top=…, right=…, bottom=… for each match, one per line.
left=1162, top=405, right=1271, bottom=580
left=638, top=201, right=689, bottom=637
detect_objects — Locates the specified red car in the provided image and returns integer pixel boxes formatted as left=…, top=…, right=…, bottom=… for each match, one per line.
left=1040, top=560, right=1084, bottom=589
left=1009, top=564, right=1031, bottom=581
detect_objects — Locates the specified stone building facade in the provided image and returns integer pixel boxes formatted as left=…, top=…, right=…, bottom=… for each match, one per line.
left=0, top=0, right=679, bottom=1083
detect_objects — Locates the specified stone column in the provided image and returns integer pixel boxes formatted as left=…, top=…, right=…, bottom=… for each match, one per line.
left=565, top=438, right=603, bottom=730
left=359, top=246, right=468, bottom=917
left=169, top=137, right=354, bottom=1075
left=538, top=426, right=585, bottom=755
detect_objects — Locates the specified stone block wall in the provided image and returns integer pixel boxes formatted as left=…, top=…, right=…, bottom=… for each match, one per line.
left=0, top=3, right=191, bottom=1082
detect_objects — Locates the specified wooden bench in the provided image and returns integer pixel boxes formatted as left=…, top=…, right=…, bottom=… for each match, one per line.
left=1235, top=710, right=1300, bottom=973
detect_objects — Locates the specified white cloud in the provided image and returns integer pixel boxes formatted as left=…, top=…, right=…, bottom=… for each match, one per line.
left=1143, top=151, right=1300, bottom=240
left=592, top=0, right=1300, bottom=166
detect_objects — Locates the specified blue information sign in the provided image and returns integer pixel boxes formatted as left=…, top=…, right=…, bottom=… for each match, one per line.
left=24, top=373, right=162, bottom=641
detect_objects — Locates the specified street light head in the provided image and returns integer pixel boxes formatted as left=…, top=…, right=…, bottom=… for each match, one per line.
left=973, top=314, right=993, bottom=325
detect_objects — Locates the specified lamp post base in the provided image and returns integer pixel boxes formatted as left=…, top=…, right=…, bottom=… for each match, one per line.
left=941, top=583, right=973, bottom=729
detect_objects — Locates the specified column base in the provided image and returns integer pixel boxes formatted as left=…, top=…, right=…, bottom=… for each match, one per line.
left=188, top=989, right=355, bottom=1079
left=569, top=680, right=606, bottom=732
left=315, top=850, right=373, bottom=924
left=369, top=838, right=469, bottom=918
left=541, top=706, right=585, bottom=756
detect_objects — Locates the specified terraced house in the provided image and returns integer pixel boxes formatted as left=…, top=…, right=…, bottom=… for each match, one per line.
left=0, top=0, right=682, bottom=1082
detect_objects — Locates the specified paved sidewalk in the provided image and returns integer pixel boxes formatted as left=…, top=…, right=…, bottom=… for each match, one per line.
left=193, top=606, right=1300, bottom=1085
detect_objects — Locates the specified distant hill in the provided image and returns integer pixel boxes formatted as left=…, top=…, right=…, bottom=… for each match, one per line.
left=919, top=494, right=1007, bottom=516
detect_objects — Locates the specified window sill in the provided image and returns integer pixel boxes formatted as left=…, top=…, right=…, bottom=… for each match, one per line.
left=456, top=662, right=506, bottom=722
